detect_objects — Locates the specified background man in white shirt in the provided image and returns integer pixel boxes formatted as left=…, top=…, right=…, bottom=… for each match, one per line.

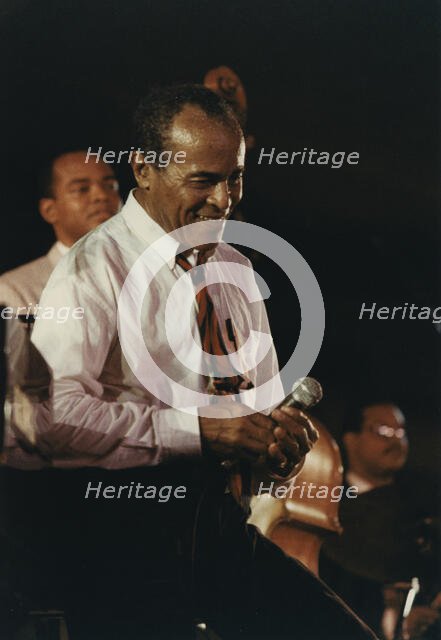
left=7, top=86, right=376, bottom=639
left=0, top=150, right=121, bottom=470
left=0, top=149, right=121, bottom=310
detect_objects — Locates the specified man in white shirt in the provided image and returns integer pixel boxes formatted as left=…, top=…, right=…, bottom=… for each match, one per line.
left=15, top=86, right=376, bottom=639
left=0, top=150, right=121, bottom=469
left=0, top=149, right=121, bottom=310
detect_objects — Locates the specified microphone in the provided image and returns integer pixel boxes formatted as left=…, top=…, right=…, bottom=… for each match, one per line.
left=275, top=376, right=323, bottom=412
left=268, top=377, right=323, bottom=479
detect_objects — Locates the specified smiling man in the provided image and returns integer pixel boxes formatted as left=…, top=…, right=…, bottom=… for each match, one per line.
left=23, top=85, right=376, bottom=639
left=132, top=105, right=244, bottom=230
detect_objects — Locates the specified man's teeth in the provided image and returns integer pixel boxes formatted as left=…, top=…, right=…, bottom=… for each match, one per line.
left=194, top=214, right=227, bottom=221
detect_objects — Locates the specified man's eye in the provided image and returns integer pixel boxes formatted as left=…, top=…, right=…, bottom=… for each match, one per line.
left=229, top=174, right=243, bottom=185
left=190, top=180, right=212, bottom=188
left=104, top=180, right=119, bottom=191
left=70, top=186, right=89, bottom=195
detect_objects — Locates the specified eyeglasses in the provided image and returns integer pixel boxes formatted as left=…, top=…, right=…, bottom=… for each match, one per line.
left=368, top=424, right=407, bottom=439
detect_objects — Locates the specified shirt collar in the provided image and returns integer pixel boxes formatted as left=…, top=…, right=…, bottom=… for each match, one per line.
left=121, top=189, right=180, bottom=270
left=47, top=241, right=69, bottom=267
left=345, top=470, right=376, bottom=495
left=55, top=241, right=70, bottom=256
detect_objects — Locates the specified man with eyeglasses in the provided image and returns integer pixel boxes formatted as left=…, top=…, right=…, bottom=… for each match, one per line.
left=320, top=402, right=440, bottom=639
left=342, top=403, right=408, bottom=492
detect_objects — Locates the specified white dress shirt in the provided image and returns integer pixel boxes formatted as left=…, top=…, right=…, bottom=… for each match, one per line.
left=0, top=241, right=68, bottom=310
left=1, top=241, right=70, bottom=468
left=5, top=191, right=280, bottom=469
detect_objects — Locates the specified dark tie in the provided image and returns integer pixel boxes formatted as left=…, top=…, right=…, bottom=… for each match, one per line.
left=175, top=253, right=251, bottom=394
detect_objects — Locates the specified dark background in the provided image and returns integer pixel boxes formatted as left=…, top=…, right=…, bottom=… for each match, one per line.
left=1, top=0, right=439, bottom=471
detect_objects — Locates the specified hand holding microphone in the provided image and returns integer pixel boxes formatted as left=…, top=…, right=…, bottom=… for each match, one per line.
left=266, top=377, right=322, bottom=479
left=199, top=377, right=322, bottom=476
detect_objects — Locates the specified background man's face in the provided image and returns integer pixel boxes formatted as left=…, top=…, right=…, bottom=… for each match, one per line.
left=138, top=105, right=245, bottom=237
left=345, top=403, right=408, bottom=478
left=41, top=151, right=121, bottom=246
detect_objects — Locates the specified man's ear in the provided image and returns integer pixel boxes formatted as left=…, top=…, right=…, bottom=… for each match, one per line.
left=39, top=198, right=58, bottom=225
left=131, top=151, right=152, bottom=188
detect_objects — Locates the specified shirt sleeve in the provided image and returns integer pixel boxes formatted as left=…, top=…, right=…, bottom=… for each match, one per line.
left=0, top=276, right=22, bottom=310
left=30, top=268, right=201, bottom=469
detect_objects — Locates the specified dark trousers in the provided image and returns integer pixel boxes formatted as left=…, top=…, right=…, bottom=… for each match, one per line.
left=0, top=465, right=377, bottom=640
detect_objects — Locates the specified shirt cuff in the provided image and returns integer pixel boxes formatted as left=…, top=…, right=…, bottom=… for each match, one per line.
left=155, top=408, right=201, bottom=457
